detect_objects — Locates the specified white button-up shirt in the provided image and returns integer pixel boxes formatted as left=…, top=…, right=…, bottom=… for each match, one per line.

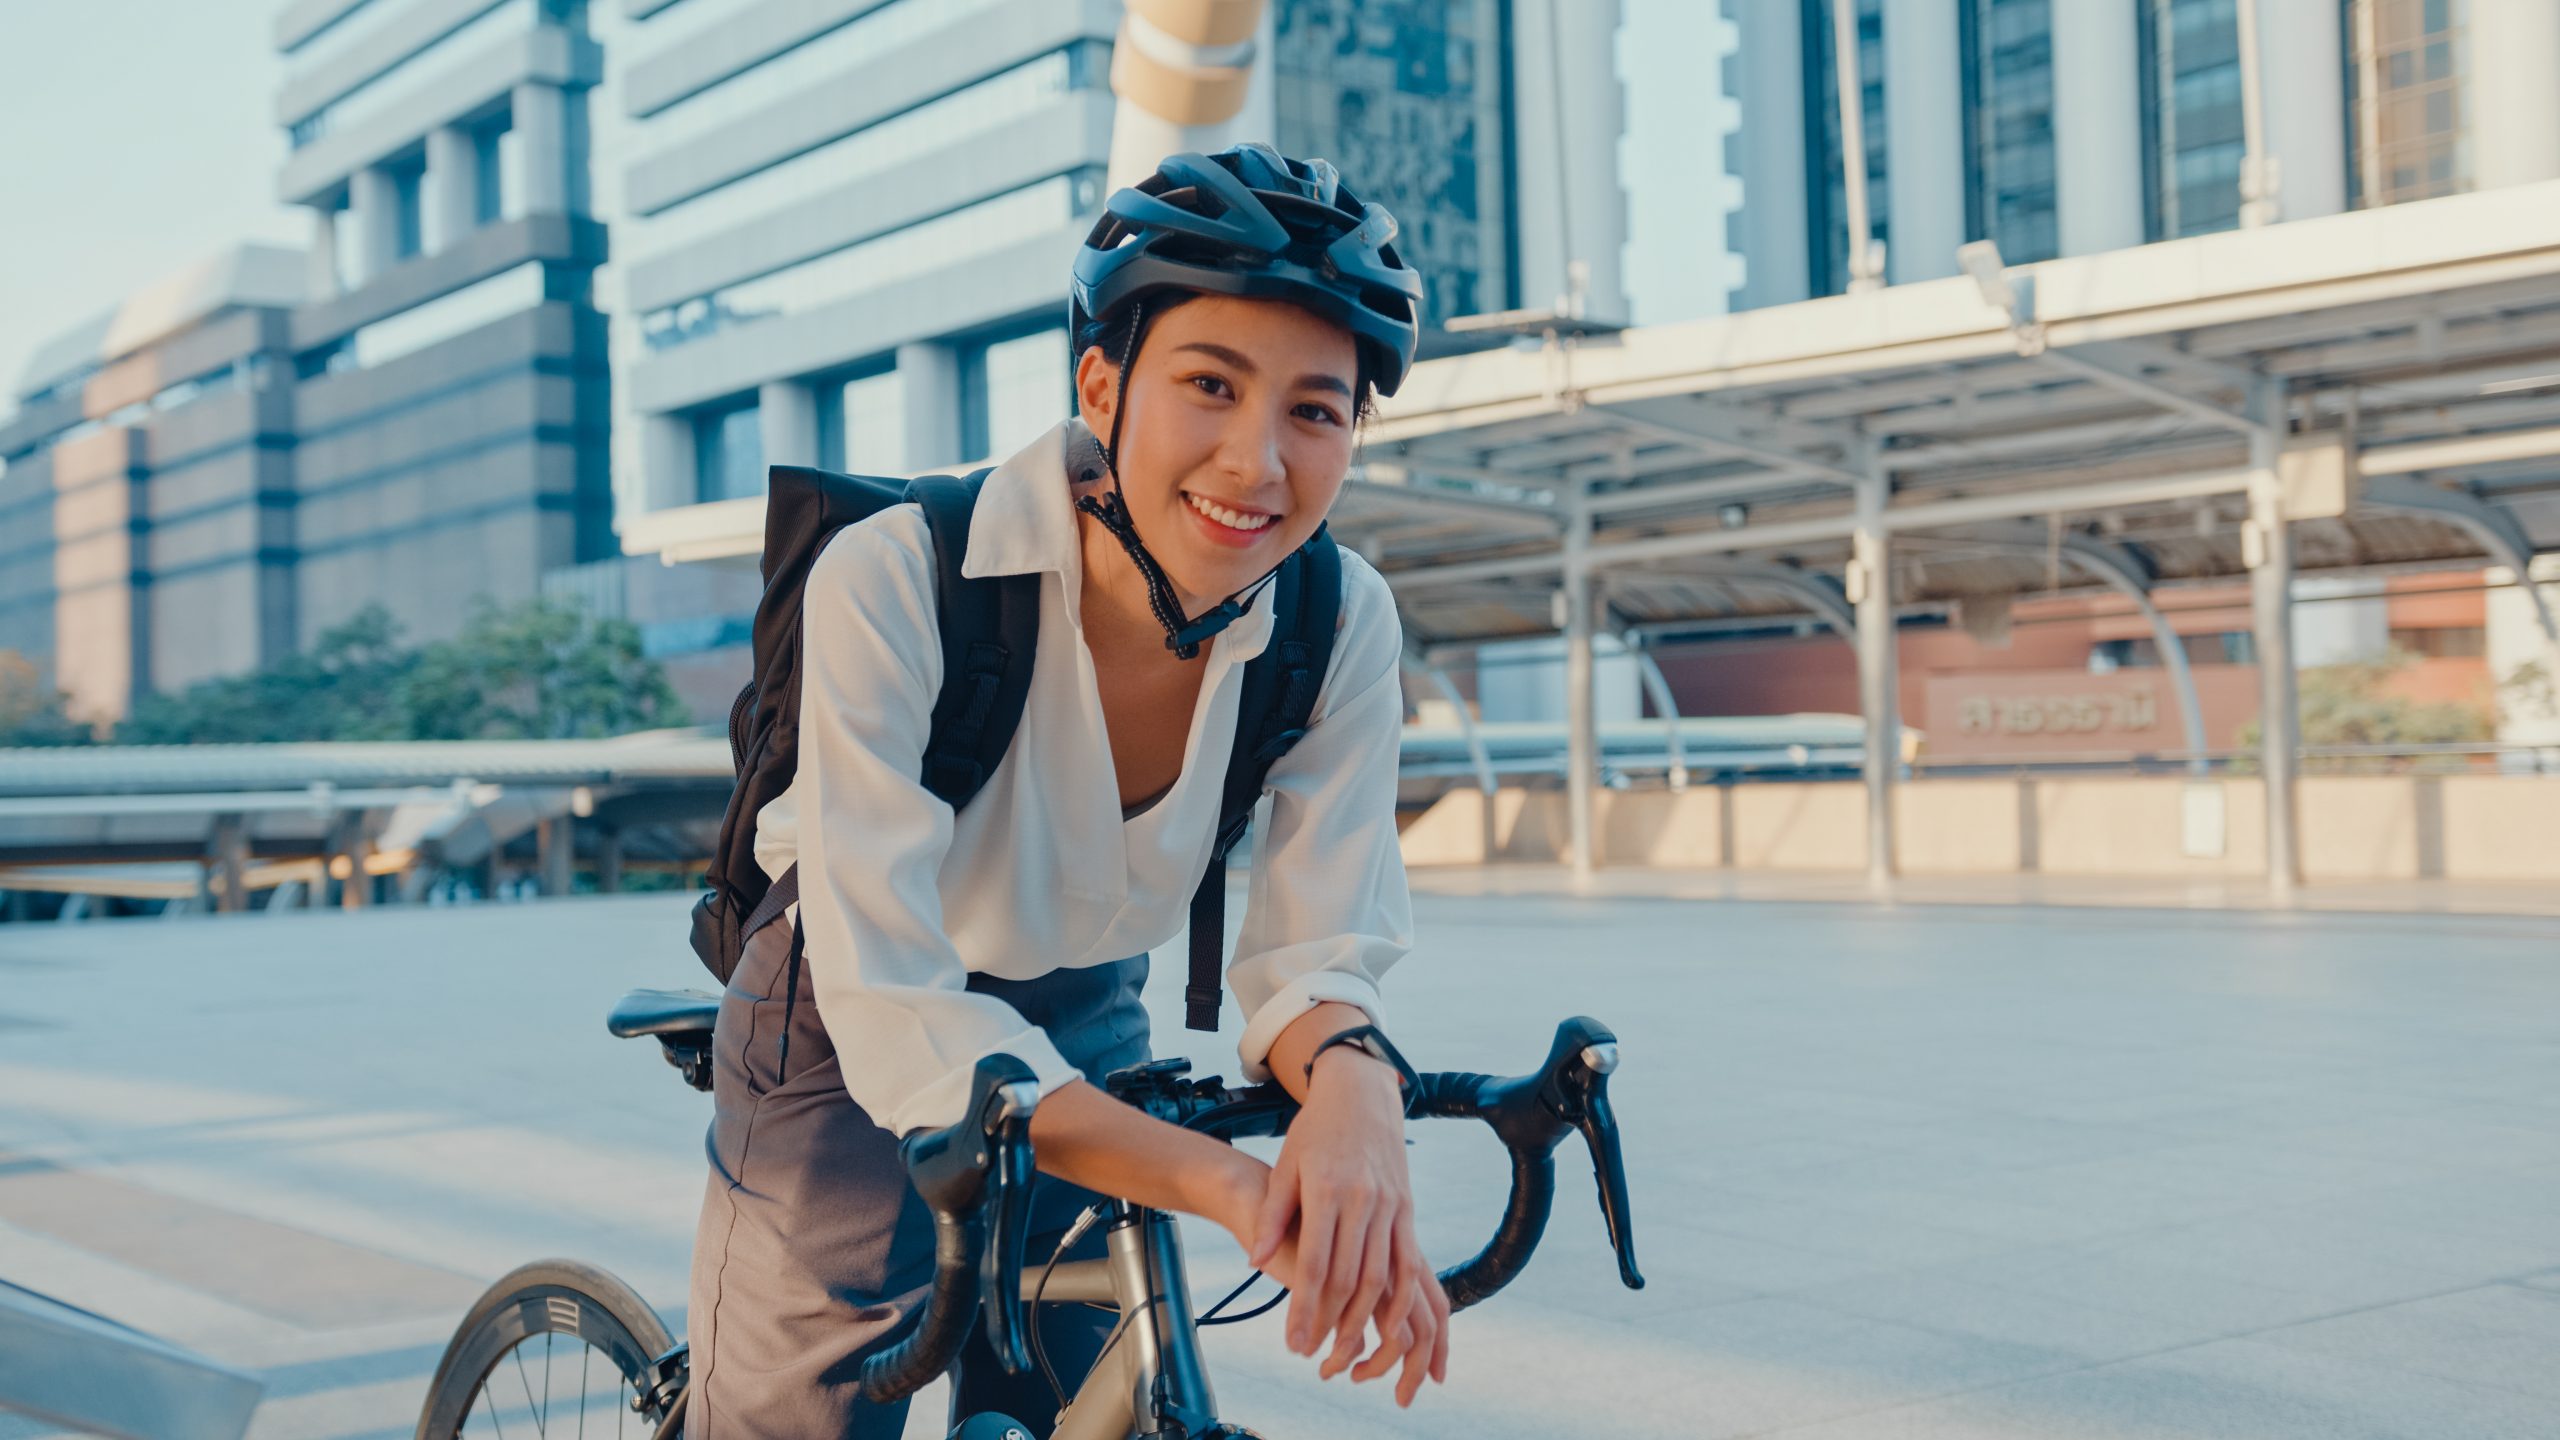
left=753, top=419, right=1412, bottom=1136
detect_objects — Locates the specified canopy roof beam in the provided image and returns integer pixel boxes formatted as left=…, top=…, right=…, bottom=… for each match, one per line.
left=1600, top=396, right=1870, bottom=486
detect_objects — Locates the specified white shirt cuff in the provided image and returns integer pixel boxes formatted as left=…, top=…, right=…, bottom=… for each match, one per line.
left=881, top=1024, right=1084, bottom=1137
left=1235, top=969, right=1388, bottom=1084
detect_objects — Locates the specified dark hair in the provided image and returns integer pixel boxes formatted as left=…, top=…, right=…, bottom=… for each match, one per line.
left=1074, top=293, right=1379, bottom=426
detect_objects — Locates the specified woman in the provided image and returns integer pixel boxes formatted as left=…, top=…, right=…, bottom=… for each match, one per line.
left=687, top=144, right=1440, bottom=1438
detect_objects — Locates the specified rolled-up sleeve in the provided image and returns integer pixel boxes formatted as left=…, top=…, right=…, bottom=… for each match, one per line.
left=792, top=517, right=1082, bottom=1135
left=1230, top=554, right=1414, bottom=1081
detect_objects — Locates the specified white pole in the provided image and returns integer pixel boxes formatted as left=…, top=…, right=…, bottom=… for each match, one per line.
left=1563, top=485, right=1598, bottom=881
left=2245, top=382, right=2301, bottom=894
left=1830, top=0, right=1883, bottom=290
left=1851, top=462, right=1899, bottom=886
left=2234, top=0, right=2276, bottom=226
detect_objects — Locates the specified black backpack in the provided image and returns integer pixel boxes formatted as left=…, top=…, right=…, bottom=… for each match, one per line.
left=686, top=462, right=1343, bottom=1033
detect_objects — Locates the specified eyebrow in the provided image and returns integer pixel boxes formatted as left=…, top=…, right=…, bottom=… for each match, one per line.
left=1172, top=341, right=1354, bottom=399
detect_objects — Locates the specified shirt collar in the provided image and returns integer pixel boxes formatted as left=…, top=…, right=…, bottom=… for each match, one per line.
left=959, top=418, right=1280, bottom=662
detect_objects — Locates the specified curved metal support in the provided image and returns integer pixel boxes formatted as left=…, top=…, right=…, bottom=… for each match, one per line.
left=1926, top=525, right=2211, bottom=773
left=1602, top=622, right=1689, bottom=790
left=1402, top=649, right=1498, bottom=803
left=2056, top=537, right=2211, bottom=775
left=2361, top=476, right=2560, bottom=647
left=1404, top=649, right=1499, bottom=860
left=1689, top=561, right=1858, bottom=640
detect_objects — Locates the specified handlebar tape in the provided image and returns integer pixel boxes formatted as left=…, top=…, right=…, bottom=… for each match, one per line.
left=857, top=1207, right=985, bottom=1401
left=1436, top=1143, right=1558, bottom=1311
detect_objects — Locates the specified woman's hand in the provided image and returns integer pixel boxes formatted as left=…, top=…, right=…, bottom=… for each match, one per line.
left=1247, top=1046, right=1450, bottom=1406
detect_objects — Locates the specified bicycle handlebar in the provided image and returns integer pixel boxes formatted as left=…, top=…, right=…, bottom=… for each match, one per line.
left=854, top=1054, right=1041, bottom=1404
left=855, top=1018, right=1642, bottom=1404
left=1157, top=1016, right=1644, bottom=1310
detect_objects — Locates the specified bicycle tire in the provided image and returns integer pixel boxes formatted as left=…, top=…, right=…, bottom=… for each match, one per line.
left=413, top=1258, right=682, bottom=1440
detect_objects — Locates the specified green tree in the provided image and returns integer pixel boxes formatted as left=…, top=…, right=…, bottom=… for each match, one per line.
left=397, top=598, right=687, bottom=740
left=121, top=606, right=418, bottom=745
left=113, top=599, right=687, bottom=744
left=2236, top=649, right=2492, bottom=770
left=0, top=651, right=94, bottom=747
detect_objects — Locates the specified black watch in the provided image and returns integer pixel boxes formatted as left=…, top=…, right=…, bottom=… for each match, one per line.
left=1305, top=1024, right=1417, bottom=1098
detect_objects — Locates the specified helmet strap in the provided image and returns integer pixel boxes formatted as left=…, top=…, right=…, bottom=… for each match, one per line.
left=1073, top=299, right=1279, bottom=661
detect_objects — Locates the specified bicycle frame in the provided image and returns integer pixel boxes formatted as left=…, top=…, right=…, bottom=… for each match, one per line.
left=1023, top=1202, right=1218, bottom=1440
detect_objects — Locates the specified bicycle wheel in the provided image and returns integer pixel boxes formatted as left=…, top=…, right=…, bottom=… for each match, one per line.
left=414, top=1259, right=683, bottom=1440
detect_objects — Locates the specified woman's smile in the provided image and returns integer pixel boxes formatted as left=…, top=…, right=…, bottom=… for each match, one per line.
left=1181, top=489, right=1283, bottom=547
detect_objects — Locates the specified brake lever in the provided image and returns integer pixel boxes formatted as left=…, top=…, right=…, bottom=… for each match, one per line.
left=978, top=1080, right=1040, bottom=1375
left=1543, top=1019, right=1644, bottom=1290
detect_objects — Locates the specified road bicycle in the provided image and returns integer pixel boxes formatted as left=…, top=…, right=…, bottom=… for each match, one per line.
left=411, top=988, right=1642, bottom=1439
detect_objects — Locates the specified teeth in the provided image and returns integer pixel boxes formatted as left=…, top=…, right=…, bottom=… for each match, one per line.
left=1186, top=492, right=1276, bottom=531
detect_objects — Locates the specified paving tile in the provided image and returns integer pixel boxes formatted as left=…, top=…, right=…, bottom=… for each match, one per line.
left=2247, top=1282, right=2560, bottom=1402
left=1782, top=1263, right=2212, bottom=1366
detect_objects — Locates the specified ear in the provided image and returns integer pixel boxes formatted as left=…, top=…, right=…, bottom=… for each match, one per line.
left=1074, top=345, right=1120, bottom=441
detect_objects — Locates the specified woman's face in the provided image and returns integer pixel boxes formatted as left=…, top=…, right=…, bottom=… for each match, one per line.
left=1075, top=294, right=1360, bottom=607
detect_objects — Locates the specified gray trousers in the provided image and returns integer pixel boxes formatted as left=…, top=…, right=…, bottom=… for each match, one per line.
left=686, top=918, right=1151, bottom=1439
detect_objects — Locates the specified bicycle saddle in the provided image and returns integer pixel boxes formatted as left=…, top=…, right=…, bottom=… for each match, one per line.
left=606, top=988, right=720, bottom=1039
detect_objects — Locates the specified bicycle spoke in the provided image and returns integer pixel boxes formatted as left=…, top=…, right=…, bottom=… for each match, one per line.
left=514, top=1344, right=543, bottom=1437
left=578, top=1343, right=589, bottom=1440
left=542, top=1333, right=554, bottom=1433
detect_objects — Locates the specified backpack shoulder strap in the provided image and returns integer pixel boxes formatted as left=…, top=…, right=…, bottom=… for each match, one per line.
left=1185, top=529, right=1346, bottom=1031
left=908, top=468, right=1038, bottom=810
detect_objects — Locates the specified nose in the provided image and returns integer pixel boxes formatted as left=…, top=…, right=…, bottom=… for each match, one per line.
left=1215, top=399, right=1289, bottom=497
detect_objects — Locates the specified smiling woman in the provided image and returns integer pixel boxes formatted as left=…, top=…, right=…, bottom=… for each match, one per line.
left=683, top=144, right=1442, bottom=1439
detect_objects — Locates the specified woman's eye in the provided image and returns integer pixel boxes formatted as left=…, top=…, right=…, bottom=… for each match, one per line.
left=1189, top=374, right=1232, bottom=398
left=1296, top=403, right=1343, bottom=426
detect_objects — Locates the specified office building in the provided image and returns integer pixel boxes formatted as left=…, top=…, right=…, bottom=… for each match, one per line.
left=0, top=249, right=307, bottom=723
left=610, top=0, right=1626, bottom=706
left=1727, top=0, right=2560, bottom=307
left=273, top=0, right=615, bottom=652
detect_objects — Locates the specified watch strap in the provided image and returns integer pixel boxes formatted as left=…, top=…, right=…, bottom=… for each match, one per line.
left=1305, top=1023, right=1417, bottom=1096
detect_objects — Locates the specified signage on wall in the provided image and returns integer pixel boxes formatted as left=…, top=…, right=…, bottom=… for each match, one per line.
left=1956, top=688, right=2159, bottom=737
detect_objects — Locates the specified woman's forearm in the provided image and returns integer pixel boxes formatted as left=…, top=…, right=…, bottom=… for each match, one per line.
left=1026, top=1078, right=1264, bottom=1229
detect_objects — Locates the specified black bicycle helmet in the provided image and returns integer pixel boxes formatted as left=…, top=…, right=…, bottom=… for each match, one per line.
left=1071, top=144, right=1425, bottom=397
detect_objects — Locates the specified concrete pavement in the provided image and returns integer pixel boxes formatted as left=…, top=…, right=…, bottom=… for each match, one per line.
left=3, top=888, right=2557, bottom=1437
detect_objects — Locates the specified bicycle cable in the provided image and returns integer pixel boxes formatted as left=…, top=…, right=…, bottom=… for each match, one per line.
left=1030, top=1203, right=1106, bottom=1413
left=1196, top=1273, right=1289, bottom=1327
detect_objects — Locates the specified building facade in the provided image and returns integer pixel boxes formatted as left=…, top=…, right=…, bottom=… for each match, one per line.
left=1728, top=0, right=2560, bottom=308
left=274, top=0, right=614, bottom=653
left=0, top=249, right=308, bottom=723
left=608, top=0, right=1625, bottom=710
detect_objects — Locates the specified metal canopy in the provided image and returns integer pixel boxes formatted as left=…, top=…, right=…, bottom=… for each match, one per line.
left=1342, top=180, right=2560, bottom=648
left=1339, top=181, right=2560, bottom=890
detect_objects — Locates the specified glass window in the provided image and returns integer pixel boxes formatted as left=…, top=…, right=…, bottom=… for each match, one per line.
left=302, top=261, right=549, bottom=375
left=693, top=397, right=765, bottom=502
left=1804, top=0, right=1890, bottom=295
left=2390, top=624, right=2485, bottom=658
left=628, top=49, right=1080, bottom=246
left=818, top=368, right=906, bottom=474
left=392, top=162, right=425, bottom=259
left=288, top=0, right=537, bottom=151
left=2345, top=0, right=2470, bottom=208
left=1962, top=0, right=2058, bottom=263
left=964, top=328, right=1069, bottom=463
left=640, top=172, right=1101, bottom=351
left=2141, top=0, right=2248, bottom=238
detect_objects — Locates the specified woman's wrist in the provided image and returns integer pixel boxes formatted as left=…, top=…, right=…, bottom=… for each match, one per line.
left=1188, top=1143, right=1273, bottom=1237
left=1308, top=1044, right=1405, bottom=1103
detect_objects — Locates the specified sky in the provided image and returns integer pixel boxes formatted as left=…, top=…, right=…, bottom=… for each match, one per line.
left=0, top=0, right=1735, bottom=413
left=0, top=1, right=312, bottom=402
